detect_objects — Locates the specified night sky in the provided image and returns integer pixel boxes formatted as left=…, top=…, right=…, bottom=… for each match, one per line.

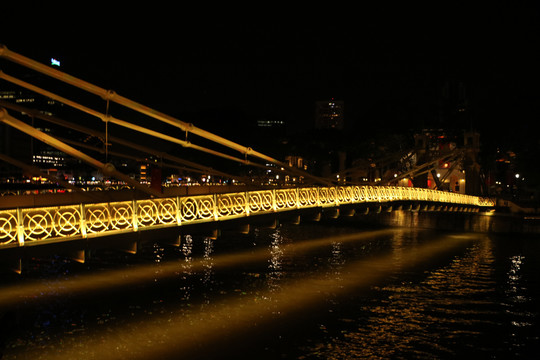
left=2, top=3, right=540, bottom=158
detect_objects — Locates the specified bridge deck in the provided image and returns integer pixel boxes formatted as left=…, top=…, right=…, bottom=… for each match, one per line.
left=1, top=185, right=494, bottom=249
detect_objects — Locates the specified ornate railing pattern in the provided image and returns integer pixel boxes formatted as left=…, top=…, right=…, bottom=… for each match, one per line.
left=0, top=186, right=494, bottom=247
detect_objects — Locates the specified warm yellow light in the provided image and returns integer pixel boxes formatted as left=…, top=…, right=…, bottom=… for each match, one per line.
left=0, top=186, right=495, bottom=246
left=6, top=231, right=476, bottom=360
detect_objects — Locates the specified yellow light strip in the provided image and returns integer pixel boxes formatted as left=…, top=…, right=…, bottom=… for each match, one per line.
left=2, top=231, right=478, bottom=359
left=0, top=186, right=494, bottom=246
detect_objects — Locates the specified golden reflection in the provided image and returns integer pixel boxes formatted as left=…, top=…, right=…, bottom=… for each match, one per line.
left=4, top=231, right=478, bottom=360
left=202, top=237, right=214, bottom=286
left=304, top=235, right=496, bottom=359
left=328, top=240, right=345, bottom=277
left=151, top=242, right=166, bottom=284
left=178, top=234, right=194, bottom=302
left=388, top=229, right=410, bottom=276
left=0, top=229, right=398, bottom=308
left=389, top=209, right=407, bottom=227
left=266, top=228, right=284, bottom=293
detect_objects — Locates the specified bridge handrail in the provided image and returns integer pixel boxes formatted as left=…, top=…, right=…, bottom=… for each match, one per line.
left=0, top=186, right=495, bottom=247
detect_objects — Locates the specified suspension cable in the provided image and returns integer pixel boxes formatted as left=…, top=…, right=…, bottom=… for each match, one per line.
left=0, top=44, right=332, bottom=185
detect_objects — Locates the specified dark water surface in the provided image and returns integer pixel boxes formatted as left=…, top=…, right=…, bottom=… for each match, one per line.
left=1, top=219, right=539, bottom=359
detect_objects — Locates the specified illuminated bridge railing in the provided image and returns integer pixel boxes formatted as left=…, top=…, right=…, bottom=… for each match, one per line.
left=0, top=186, right=494, bottom=247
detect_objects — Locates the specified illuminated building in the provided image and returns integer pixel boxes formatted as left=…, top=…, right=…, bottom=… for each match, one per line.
left=140, top=164, right=148, bottom=183
left=257, top=119, right=284, bottom=128
left=411, top=129, right=481, bottom=195
left=0, top=90, right=34, bottom=178
left=426, top=161, right=466, bottom=194
left=285, top=155, right=305, bottom=169
left=315, top=99, right=344, bottom=130
left=0, top=89, right=66, bottom=170
left=0, top=57, right=76, bottom=179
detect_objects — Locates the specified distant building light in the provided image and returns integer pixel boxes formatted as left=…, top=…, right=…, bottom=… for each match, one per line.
left=257, top=120, right=284, bottom=127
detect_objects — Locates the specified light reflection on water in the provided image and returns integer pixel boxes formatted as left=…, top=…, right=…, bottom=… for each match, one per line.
left=503, top=253, right=536, bottom=354
left=267, top=227, right=284, bottom=293
left=202, top=237, right=214, bottom=285
left=179, top=234, right=193, bottom=302
left=0, top=223, right=539, bottom=359
left=301, top=236, right=499, bottom=359
left=296, top=233, right=540, bottom=360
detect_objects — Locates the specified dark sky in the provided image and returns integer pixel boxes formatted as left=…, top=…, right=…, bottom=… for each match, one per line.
left=2, top=3, right=540, bottom=150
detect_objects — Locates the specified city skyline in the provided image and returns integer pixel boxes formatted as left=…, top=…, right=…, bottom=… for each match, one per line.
left=2, top=4, right=539, bottom=175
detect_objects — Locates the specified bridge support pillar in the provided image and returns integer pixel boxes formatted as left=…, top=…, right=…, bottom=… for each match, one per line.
left=121, top=238, right=138, bottom=254
left=341, top=208, right=356, bottom=217
left=13, top=258, right=21, bottom=274
left=165, top=234, right=181, bottom=247
left=1, top=257, right=22, bottom=274
left=357, top=207, right=369, bottom=215
left=323, top=208, right=339, bottom=219
left=208, top=229, right=220, bottom=240
left=238, top=224, right=250, bottom=234
left=256, top=217, right=279, bottom=229
left=311, top=212, right=322, bottom=222
left=69, top=249, right=85, bottom=263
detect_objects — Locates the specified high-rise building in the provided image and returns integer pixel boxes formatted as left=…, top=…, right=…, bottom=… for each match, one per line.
left=0, top=59, right=68, bottom=178
left=0, top=89, right=66, bottom=165
left=0, top=90, right=34, bottom=178
left=315, top=99, right=344, bottom=130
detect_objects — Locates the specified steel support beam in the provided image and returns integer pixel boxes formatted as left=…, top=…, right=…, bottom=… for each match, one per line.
left=0, top=45, right=331, bottom=186
left=0, top=108, right=163, bottom=198
left=0, top=100, right=243, bottom=181
left=0, top=71, right=255, bottom=167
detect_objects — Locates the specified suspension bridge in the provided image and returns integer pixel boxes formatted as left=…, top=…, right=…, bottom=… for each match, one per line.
left=0, top=45, right=495, bottom=272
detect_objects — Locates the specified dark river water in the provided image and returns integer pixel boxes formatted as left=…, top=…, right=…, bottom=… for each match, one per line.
left=1, top=215, right=539, bottom=359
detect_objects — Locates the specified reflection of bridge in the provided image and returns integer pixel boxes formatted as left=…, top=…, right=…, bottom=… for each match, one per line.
left=0, top=46, right=495, bottom=272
